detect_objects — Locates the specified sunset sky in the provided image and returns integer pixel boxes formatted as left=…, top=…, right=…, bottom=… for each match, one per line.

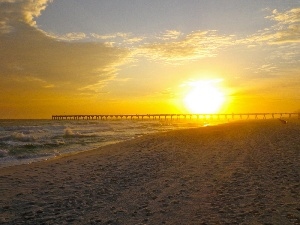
left=0, top=0, right=299, bottom=118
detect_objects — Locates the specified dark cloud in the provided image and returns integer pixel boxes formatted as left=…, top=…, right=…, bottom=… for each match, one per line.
left=0, top=0, right=130, bottom=92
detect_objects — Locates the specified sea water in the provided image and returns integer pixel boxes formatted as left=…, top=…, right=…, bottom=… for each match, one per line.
left=0, top=119, right=208, bottom=168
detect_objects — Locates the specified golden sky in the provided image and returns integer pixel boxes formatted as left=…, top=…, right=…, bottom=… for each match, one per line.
left=0, top=0, right=299, bottom=118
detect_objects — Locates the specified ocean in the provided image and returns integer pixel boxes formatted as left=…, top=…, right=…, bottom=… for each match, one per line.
left=0, top=119, right=210, bottom=168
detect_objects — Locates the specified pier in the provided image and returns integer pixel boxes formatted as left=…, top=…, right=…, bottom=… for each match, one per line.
left=52, top=113, right=300, bottom=120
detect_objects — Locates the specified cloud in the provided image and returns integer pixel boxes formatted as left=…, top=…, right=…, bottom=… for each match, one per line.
left=238, top=7, right=300, bottom=74
left=0, top=0, right=131, bottom=94
left=267, top=8, right=300, bottom=24
left=158, top=88, right=177, bottom=98
left=90, top=32, right=145, bottom=46
left=122, top=36, right=145, bottom=45
left=46, top=32, right=87, bottom=41
left=0, top=20, right=14, bottom=34
left=255, top=64, right=278, bottom=73
left=0, top=0, right=51, bottom=27
left=245, top=8, right=300, bottom=45
left=158, top=30, right=182, bottom=40
left=90, top=32, right=130, bottom=40
left=139, top=30, right=234, bottom=63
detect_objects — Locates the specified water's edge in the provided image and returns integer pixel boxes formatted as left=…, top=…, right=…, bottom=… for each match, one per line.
left=0, top=119, right=215, bottom=168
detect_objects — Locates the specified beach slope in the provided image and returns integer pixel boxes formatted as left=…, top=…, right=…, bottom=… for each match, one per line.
left=1, top=120, right=299, bottom=224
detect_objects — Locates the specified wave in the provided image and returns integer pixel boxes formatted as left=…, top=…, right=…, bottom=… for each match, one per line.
left=63, top=128, right=97, bottom=138
left=44, top=140, right=65, bottom=147
left=0, top=119, right=200, bottom=168
left=0, top=149, right=8, bottom=157
left=11, top=132, right=36, bottom=142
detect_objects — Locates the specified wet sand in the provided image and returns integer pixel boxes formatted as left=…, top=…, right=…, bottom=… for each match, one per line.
left=0, top=119, right=299, bottom=224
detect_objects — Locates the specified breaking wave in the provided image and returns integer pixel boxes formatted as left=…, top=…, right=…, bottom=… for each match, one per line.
left=0, top=119, right=204, bottom=168
left=11, top=132, right=36, bottom=142
left=0, top=149, right=8, bottom=157
left=63, top=128, right=97, bottom=138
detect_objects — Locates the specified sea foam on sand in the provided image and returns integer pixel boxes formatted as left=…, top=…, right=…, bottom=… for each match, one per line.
left=0, top=119, right=299, bottom=224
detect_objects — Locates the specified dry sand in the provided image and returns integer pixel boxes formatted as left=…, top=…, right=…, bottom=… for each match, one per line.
left=0, top=119, right=299, bottom=225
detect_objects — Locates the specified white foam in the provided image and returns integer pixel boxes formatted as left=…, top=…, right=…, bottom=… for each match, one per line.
left=0, top=119, right=203, bottom=168
left=63, top=128, right=90, bottom=138
left=11, top=132, right=36, bottom=142
left=0, top=149, right=8, bottom=157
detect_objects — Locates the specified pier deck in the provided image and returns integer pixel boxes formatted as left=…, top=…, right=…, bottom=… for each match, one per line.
left=52, top=113, right=300, bottom=120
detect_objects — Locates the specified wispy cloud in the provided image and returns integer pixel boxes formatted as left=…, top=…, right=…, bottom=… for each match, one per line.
left=267, top=8, right=300, bottom=24
left=238, top=7, right=300, bottom=74
left=46, top=32, right=87, bottom=41
left=0, top=19, right=14, bottom=34
left=91, top=32, right=145, bottom=46
left=91, top=32, right=130, bottom=40
left=138, top=30, right=234, bottom=63
left=255, top=64, right=278, bottom=73
left=158, top=88, right=177, bottom=98
left=157, top=30, right=183, bottom=41
left=244, top=8, right=300, bottom=45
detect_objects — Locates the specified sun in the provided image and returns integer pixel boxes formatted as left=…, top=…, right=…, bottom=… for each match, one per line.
left=184, top=80, right=225, bottom=114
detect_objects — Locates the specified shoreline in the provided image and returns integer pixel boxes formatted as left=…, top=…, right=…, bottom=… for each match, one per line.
left=0, top=118, right=213, bottom=168
left=0, top=140, right=124, bottom=170
left=1, top=119, right=299, bottom=224
left=0, top=119, right=222, bottom=169
left=0, top=118, right=294, bottom=170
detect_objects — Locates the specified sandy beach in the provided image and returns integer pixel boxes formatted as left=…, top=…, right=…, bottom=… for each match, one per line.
left=0, top=119, right=299, bottom=225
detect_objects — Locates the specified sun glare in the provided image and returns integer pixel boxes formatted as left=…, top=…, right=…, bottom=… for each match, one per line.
left=184, top=80, right=225, bottom=114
